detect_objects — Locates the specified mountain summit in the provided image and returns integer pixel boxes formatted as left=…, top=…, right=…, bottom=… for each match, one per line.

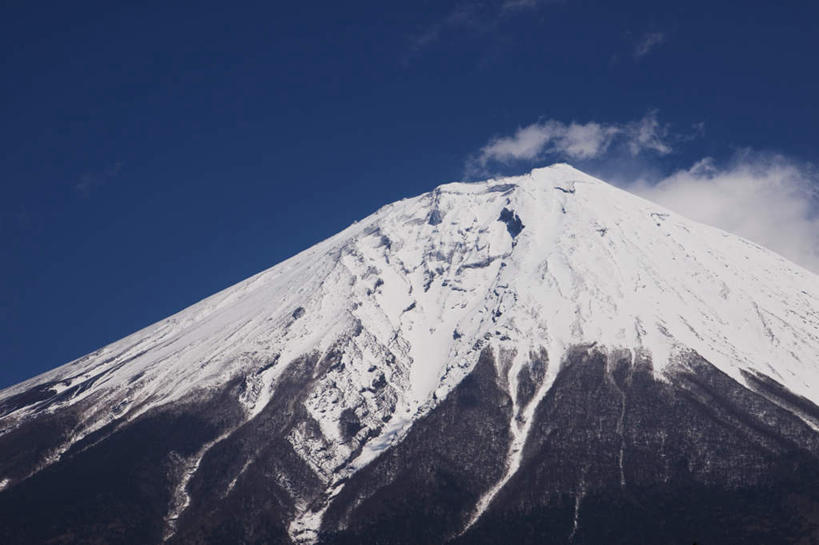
left=2, top=164, right=818, bottom=544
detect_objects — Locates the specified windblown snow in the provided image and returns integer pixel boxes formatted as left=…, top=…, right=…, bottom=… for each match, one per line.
left=2, top=164, right=818, bottom=542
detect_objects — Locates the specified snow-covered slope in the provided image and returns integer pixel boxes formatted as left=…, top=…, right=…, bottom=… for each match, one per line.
left=1, top=164, right=818, bottom=542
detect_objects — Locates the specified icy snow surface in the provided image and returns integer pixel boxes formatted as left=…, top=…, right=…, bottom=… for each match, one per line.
left=1, top=164, right=818, bottom=541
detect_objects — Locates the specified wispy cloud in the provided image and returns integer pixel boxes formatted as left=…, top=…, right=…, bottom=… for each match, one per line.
left=625, top=152, right=819, bottom=272
left=468, top=111, right=675, bottom=175
left=75, top=161, right=123, bottom=195
left=634, top=31, right=666, bottom=59
left=409, top=3, right=492, bottom=53
left=409, top=0, right=563, bottom=54
left=501, top=0, right=559, bottom=11
left=626, top=111, right=672, bottom=154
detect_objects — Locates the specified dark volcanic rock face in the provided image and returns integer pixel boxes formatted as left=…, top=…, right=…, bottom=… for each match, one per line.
left=0, top=381, right=247, bottom=545
left=168, top=352, right=327, bottom=545
left=455, top=348, right=819, bottom=545
left=1, top=345, right=818, bottom=545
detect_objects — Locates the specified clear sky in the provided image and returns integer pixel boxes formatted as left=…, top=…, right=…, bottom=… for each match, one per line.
left=2, top=0, right=818, bottom=388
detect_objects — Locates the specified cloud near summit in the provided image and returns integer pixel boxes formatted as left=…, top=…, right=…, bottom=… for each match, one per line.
left=627, top=153, right=819, bottom=273
left=467, top=115, right=819, bottom=273
left=468, top=111, right=672, bottom=175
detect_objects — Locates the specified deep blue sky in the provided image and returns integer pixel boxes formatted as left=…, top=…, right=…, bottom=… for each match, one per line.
left=2, top=0, right=818, bottom=388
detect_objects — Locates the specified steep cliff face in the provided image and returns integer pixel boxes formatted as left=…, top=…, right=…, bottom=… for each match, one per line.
left=1, top=164, right=818, bottom=544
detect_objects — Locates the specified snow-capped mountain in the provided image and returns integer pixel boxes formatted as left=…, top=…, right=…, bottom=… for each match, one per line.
left=1, top=164, right=818, bottom=545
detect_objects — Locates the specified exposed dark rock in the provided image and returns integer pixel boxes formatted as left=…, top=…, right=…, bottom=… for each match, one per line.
left=339, top=408, right=363, bottom=441
left=455, top=348, right=819, bottom=545
left=169, top=353, right=326, bottom=545
left=0, top=383, right=59, bottom=417
left=320, top=348, right=513, bottom=545
left=0, top=403, right=83, bottom=483
left=497, top=208, right=524, bottom=238
left=0, top=381, right=247, bottom=545
left=370, top=373, right=387, bottom=391
left=742, top=369, right=819, bottom=429
left=457, top=257, right=501, bottom=275
left=485, top=183, right=517, bottom=194
left=515, top=348, right=548, bottom=409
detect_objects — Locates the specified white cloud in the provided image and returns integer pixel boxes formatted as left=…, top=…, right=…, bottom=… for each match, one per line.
left=626, top=111, right=671, bottom=155
left=477, top=121, right=617, bottom=164
left=626, top=152, right=819, bottom=273
left=561, top=122, right=620, bottom=158
left=470, top=111, right=672, bottom=173
left=467, top=113, right=818, bottom=272
left=634, top=31, right=666, bottom=59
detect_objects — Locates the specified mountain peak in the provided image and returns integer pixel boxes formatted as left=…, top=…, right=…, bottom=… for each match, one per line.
left=1, top=166, right=818, bottom=544
left=528, top=161, right=599, bottom=180
left=436, top=163, right=602, bottom=196
left=3, top=165, right=817, bottom=423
